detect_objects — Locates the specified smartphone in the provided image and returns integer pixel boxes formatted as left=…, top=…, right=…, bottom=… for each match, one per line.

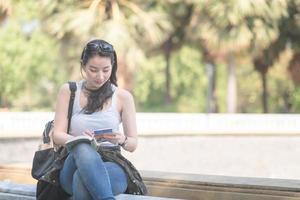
left=94, top=128, right=113, bottom=135
left=94, top=128, right=114, bottom=142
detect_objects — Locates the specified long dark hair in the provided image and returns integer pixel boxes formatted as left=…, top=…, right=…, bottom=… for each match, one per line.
left=80, top=39, right=118, bottom=114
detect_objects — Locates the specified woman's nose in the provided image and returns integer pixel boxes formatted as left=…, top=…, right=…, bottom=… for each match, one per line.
left=96, top=72, right=105, bottom=80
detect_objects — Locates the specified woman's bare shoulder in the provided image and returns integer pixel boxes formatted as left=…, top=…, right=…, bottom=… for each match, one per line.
left=116, top=88, right=134, bottom=101
left=57, top=83, right=72, bottom=98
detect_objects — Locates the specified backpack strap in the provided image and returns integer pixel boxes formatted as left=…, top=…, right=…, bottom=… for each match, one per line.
left=67, top=81, right=77, bottom=134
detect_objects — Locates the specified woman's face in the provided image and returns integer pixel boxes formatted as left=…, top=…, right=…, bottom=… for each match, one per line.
left=83, top=55, right=112, bottom=89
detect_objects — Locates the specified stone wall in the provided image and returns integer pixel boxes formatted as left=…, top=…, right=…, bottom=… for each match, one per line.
left=1, top=135, right=300, bottom=180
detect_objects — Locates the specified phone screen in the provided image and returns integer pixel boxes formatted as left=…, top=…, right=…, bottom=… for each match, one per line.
left=94, top=128, right=113, bottom=135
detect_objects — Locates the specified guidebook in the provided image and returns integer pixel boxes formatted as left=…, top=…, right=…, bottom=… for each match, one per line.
left=65, top=135, right=95, bottom=151
left=65, top=128, right=115, bottom=151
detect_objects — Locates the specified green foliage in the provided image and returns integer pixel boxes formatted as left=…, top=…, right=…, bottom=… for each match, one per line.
left=1, top=0, right=300, bottom=113
left=135, top=46, right=208, bottom=112
left=171, top=46, right=207, bottom=112
left=0, top=1, right=66, bottom=110
left=291, top=86, right=300, bottom=112
left=134, top=55, right=166, bottom=111
left=268, top=49, right=300, bottom=113
left=235, top=49, right=300, bottom=113
left=236, top=62, right=262, bottom=113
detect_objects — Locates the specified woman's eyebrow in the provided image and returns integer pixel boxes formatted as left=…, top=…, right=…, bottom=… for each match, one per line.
left=89, top=65, right=111, bottom=69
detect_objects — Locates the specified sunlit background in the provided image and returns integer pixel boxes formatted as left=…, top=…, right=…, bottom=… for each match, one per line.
left=1, top=0, right=300, bottom=113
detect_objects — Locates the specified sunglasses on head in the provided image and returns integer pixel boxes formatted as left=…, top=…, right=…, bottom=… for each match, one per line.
left=87, top=41, right=114, bottom=53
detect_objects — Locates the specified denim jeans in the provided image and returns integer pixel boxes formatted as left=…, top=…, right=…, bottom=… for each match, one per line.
left=59, top=143, right=128, bottom=200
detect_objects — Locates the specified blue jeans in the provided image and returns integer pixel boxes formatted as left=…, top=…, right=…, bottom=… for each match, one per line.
left=59, top=143, right=128, bottom=200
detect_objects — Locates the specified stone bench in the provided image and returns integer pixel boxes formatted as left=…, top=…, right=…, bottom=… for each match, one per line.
left=142, top=171, right=300, bottom=200
left=2, top=165, right=300, bottom=200
left=0, top=180, right=178, bottom=200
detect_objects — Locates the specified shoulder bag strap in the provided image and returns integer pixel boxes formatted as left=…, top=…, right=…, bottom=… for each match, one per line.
left=67, top=81, right=77, bottom=134
left=42, top=82, right=77, bottom=144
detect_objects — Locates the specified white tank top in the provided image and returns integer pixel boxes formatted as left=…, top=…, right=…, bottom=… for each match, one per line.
left=70, top=80, right=121, bottom=146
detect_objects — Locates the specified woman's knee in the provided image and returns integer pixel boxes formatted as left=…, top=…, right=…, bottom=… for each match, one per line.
left=71, top=143, right=101, bottom=163
left=71, top=142, right=94, bottom=154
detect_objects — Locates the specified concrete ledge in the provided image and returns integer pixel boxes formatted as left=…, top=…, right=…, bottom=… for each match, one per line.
left=1, top=112, right=300, bottom=138
left=142, top=171, right=300, bottom=200
left=0, top=181, right=178, bottom=200
left=0, top=192, right=35, bottom=200
left=0, top=165, right=34, bottom=184
left=2, top=166, right=300, bottom=200
left=0, top=181, right=35, bottom=200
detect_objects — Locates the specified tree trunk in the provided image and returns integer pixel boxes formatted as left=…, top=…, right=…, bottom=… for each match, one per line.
left=261, top=72, right=268, bottom=113
left=206, top=62, right=218, bottom=113
left=226, top=53, right=237, bottom=113
left=163, top=38, right=173, bottom=105
left=164, top=50, right=172, bottom=104
left=253, top=56, right=269, bottom=113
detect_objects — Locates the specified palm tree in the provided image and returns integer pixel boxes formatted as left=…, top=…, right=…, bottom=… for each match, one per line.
left=152, top=2, right=194, bottom=105
left=187, top=0, right=288, bottom=113
left=39, top=0, right=171, bottom=91
left=252, top=0, right=300, bottom=112
left=185, top=1, right=248, bottom=113
left=286, top=1, right=300, bottom=86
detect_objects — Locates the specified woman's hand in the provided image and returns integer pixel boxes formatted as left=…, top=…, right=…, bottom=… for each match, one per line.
left=95, top=131, right=126, bottom=145
left=83, top=129, right=94, bottom=138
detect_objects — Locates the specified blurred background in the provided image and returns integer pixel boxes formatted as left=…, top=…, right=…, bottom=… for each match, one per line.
left=1, top=0, right=300, bottom=113
left=1, top=0, right=300, bottom=181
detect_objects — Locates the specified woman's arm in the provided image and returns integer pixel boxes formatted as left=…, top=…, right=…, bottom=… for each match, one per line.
left=119, top=89, right=138, bottom=152
left=53, top=83, right=74, bottom=145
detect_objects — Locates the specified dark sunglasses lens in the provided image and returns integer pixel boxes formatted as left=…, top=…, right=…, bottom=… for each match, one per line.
left=101, top=43, right=113, bottom=51
left=87, top=43, right=99, bottom=49
left=88, top=42, right=113, bottom=52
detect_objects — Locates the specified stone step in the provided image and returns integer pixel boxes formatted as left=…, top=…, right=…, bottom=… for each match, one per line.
left=141, top=171, right=300, bottom=200
left=0, top=180, right=180, bottom=200
left=2, top=165, right=300, bottom=200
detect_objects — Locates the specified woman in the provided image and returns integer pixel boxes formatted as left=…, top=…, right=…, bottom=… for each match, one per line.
left=53, top=39, right=141, bottom=200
